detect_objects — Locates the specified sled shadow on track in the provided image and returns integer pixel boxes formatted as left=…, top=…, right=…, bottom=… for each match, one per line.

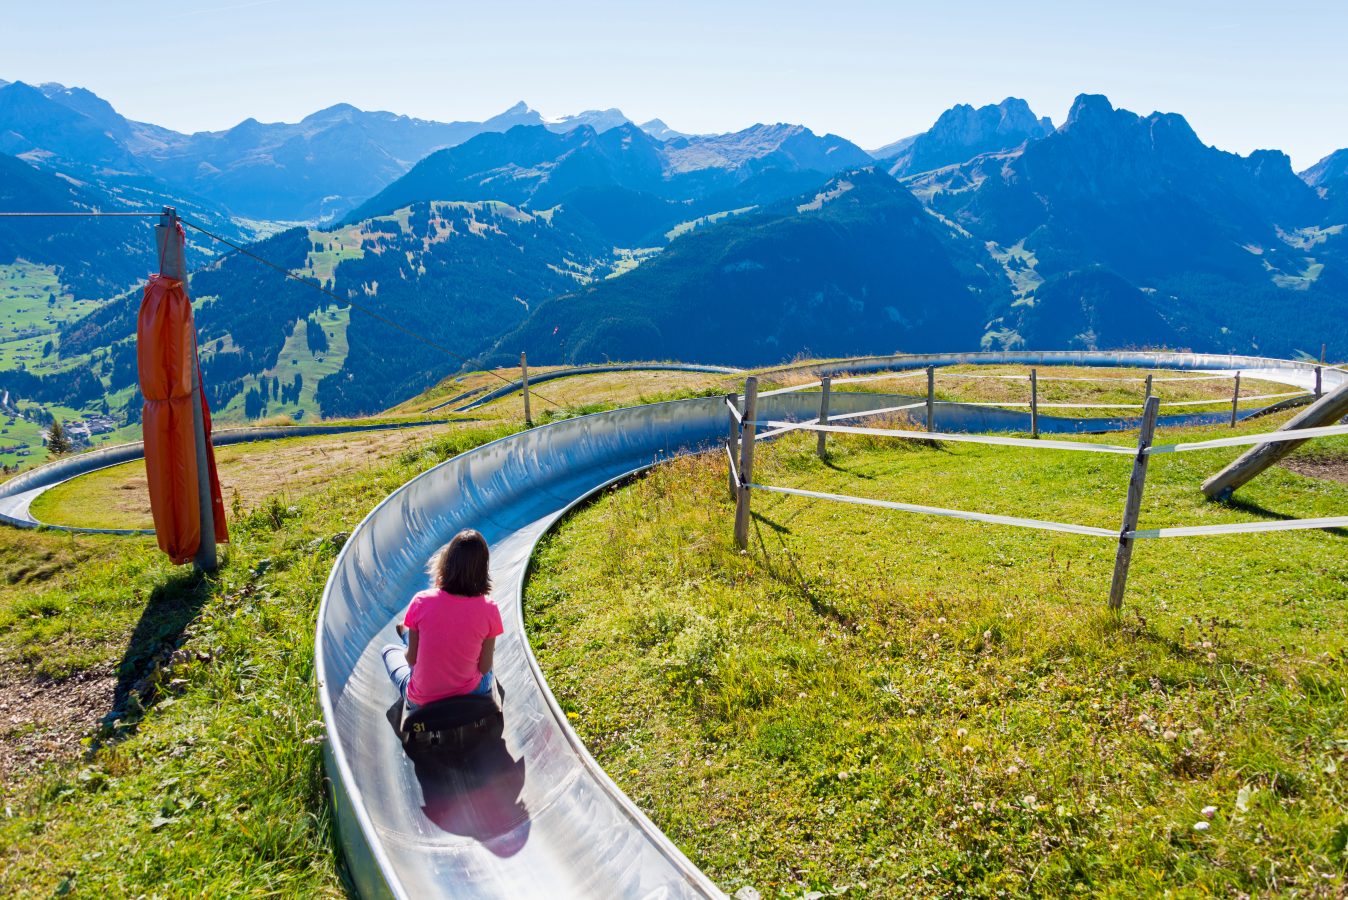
left=382, top=685, right=532, bottom=859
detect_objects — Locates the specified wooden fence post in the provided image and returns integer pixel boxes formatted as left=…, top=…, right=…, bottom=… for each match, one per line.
left=926, top=366, right=935, bottom=432
left=726, top=391, right=739, bottom=501
left=1230, top=371, right=1241, bottom=427
left=816, top=376, right=831, bottom=459
left=520, top=351, right=532, bottom=427
left=1144, top=373, right=1153, bottom=402
left=1029, top=368, right=1039, bottom=438
left=1315, top=366, right=1323, bottom=399
left=1202, top=378, right=1348, bottom=499
left=733, top=377, right=759, bottom=550
left=1108, top=395, right=1160, bottom=610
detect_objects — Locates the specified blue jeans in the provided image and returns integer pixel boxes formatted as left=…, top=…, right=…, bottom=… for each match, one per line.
left=381, top=638, right=493, bottom=710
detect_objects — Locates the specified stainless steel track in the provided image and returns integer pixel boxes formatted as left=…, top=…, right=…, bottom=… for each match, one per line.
left=0, top=421, right=456, bottom=534
left=430, top=363, right=744, bottom=413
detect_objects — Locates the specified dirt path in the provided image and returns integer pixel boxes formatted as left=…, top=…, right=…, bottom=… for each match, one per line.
left=1281, top=456, right=1348, bottom=484
left=0, top=664, right=116, bottom=790
left=30, top=424, right=450, bottom=531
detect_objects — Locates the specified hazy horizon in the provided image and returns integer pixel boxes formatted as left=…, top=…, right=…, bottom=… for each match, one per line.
left=4, top=0, right=1347, bottom=170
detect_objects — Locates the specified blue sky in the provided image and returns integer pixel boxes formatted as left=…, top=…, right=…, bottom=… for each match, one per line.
left=4, top=0, right=1346, bottom=169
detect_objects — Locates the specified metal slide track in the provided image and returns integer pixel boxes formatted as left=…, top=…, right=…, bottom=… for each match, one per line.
left=314, top=351, right=1342, bottom=898
left=319, top=396, right=788, bottom=899
left=428, top=363, right=744, bottom=414
left=0, top=421, right=457, bottom=534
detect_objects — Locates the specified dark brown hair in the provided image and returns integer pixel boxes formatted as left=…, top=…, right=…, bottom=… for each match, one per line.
left=428, top=529, right=492, bottom=596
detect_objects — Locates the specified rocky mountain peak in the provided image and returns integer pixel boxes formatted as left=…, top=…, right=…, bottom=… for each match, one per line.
left=1062, top=93, right=1132, bottom=129
left=303, top=102, right=363, bottom=123
left=1301, top=148, right=1348, bottom=188
left=883, top=97, right=1054, bottom=176
left=638, top=118, right=689, bottom=141
left=545, top=108, right=632, bottom=134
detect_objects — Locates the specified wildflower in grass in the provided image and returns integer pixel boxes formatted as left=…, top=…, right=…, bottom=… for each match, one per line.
left=1201, top=805, right=1217, bottom=818
left=1193, top=821, right=1210, bottom=832
left=1163, top=730, right=1178, bottom=741
left=1023, top=794, right=1037, bottom=806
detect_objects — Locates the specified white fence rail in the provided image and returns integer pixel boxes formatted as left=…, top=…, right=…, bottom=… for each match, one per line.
left=727, top=378, right=1346, bottom=610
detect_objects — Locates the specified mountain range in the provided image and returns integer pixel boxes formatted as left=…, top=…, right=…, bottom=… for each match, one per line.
left=344, top=119, right=872, bottom=241
left=1, top=80, right=1347, bottom=435
left=487, top=169, right=998, bottom=366
left=906, top=94, right=1348, bottom=355
left=0, top=80, right=682, bottom=222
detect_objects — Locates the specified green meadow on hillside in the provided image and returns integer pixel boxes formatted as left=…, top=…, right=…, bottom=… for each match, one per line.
left=208, top=305, right=351, bottom=425
left=0, top=262, right=146, bottom=467
left=0, top=262, right=100, bottom=375
left=526, top=415, right=1348, bottom=897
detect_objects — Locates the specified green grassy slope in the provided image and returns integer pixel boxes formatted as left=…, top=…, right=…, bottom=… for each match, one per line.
left=0, top=423, right=519, bottom=897
left=0, top=263, right=124, bottom=467
left=209, top=306, right=351, bottom=424
left=526, top=416, right=1348, bottom=897
left=0, top=262, right=99, bottom=373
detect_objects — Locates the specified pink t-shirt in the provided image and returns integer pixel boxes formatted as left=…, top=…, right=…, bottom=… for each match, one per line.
left=403, top=589, right=504, bottom=705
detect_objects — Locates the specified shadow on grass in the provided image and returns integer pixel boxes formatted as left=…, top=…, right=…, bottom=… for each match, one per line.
left=821, top=456, right=878, bottom=480
left=1221, top=496, right=1347, bottom=538
left=99, top=568, right=212, bottom=743
left=751, top=514, right=854, bottom=626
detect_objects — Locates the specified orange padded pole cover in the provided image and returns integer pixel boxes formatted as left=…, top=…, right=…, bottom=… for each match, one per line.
left=136, top=274, right=228, bottom=563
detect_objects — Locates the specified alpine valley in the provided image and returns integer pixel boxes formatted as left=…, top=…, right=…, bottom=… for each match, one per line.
left=1, top=81, right=1346, bottom=463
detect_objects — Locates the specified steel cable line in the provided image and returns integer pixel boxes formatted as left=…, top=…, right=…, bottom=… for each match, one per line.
left=0, top=211, right=165, bottom=217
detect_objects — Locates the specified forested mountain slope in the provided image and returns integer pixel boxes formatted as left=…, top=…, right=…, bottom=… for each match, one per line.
left=485, top=169, right=1005, bottom=366
left=346, top=121, right=871, bottom=224
left=60, top=200, right=615, bottom=419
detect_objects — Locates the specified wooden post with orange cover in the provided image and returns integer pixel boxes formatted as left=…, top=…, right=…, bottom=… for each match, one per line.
left=137, top=207, right=227, bottom=569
